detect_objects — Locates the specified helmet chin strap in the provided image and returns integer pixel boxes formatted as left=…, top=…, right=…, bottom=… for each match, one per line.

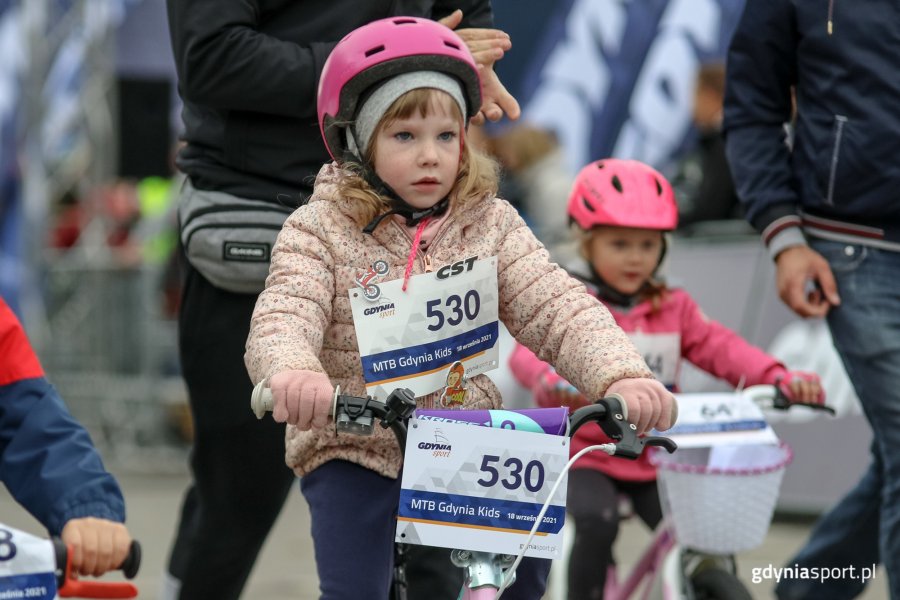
left=344, top=145, right=450, bottom=235
left=586, top=237, right=668, bottom=309
left=362, top=195, right=450, bottom=234
left=587, top=265, right=642, bottom=309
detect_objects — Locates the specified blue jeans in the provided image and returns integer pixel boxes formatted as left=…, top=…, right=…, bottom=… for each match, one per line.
left=301, top=460, right=551, bottom=600
left=775, top=240, right=900, bottom=600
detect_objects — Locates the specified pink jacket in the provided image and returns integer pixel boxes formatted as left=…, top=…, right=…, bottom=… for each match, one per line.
left=509, top=287, right=787, bottom=481
left=245, top=163, right=652, bottom=479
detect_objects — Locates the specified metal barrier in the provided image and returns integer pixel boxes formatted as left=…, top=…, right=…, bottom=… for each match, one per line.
left=37, top=256, right=189, bottom=473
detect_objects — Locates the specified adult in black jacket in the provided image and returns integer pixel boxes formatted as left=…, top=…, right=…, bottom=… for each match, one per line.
left=163, top=2, right=519, bottom=599
left=723, top=1, right=900, bottom=598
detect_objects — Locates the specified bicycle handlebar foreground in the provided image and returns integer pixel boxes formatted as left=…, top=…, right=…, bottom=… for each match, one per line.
left=52, top=538, right=141, bottom=598
left=250, top=382, right=677, bottom=457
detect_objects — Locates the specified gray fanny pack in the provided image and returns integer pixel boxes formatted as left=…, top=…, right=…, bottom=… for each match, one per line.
left=179, top=180, right=296, bottom=294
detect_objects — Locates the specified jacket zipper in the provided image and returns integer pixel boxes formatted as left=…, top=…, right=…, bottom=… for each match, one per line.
left=182, top=203, right=293, bottom=227
left=391, top=217, right=455, bottom=273
left=826, top=115, right=847, bottom=205
left=183, top=222, right=283, bottom=248
left=420, top=220, right=456, bottom=272
left=827, top=0, right=834, bottom=35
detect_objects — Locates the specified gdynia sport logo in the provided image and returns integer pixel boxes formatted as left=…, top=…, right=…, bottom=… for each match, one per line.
left=418, top=429, right=452, bottom=457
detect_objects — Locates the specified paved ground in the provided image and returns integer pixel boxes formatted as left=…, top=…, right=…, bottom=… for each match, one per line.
left=2, top=463, right=889, bottom=599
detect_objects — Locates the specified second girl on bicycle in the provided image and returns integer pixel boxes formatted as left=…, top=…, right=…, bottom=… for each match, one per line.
left=509, top=158, right=823, bottom=600
left=244, top=18, right=677, bottom=600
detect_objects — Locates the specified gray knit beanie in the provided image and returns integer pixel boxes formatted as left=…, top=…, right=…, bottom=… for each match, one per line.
left=346, top=71, right=467, bottom=158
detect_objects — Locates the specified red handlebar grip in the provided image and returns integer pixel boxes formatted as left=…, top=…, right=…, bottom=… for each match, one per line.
left=58, top=580, right=139, bottom=598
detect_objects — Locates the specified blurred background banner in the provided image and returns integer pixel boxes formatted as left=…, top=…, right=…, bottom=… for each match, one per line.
left=494, top=0, right=744, bottom=173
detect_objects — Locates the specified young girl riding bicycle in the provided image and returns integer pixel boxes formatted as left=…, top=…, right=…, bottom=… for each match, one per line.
left=244, top=17, right=676, bottom=600
left=509, top=158, right=824, bottom=600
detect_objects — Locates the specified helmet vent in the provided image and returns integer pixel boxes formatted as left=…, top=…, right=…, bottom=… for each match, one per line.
left=392, top=18, right=418, bottom=25
left=364, top=45, right=386, bottom=58
left=654, top=178, right=663, bottom=195
left=443, top=40, right=462, bottom=51
left=611, top=175, right=623, bottom=193
left=580, top=196, right=595, bottom=213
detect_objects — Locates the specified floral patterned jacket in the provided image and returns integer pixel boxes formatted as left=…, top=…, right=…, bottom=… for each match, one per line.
left=245, top=163, right=652, bottom=478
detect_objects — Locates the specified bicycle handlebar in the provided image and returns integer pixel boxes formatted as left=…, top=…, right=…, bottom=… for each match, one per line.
left=743, top=384, right=836, bottom=416
left=250, top=382, right=676, bottom=458
left=52, top=538, right=141, bottom=598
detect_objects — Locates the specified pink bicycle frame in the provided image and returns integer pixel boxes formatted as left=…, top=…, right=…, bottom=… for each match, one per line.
left=603, top=520, right=676, bottom=600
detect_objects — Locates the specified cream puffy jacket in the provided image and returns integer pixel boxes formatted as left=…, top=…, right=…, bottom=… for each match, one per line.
left=245, top=163, right=652, bottom=478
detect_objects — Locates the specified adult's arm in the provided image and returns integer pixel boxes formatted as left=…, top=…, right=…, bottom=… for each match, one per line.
left=167, top=0, right=496, bottom=119
left=722, top=0, right=803, bottom=258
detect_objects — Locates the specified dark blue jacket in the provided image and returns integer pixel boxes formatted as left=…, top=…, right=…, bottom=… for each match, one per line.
left=0, top=299, right=125, bottom=535
left=723, top=0, right=900, bottom=246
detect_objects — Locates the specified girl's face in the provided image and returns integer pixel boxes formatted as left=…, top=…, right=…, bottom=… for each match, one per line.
left=587, top=226, right=664, bottom=296
left=372, top=92, right=461, bottom=210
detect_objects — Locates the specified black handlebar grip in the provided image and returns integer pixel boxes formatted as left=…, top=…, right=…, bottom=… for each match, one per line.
left=120, top=540, right=141, bottom=579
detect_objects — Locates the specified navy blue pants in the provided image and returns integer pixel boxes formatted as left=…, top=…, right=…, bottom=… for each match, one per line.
left=301, top=460, right=552, bottom=599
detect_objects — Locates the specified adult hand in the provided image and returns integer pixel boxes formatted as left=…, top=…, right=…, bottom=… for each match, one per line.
left=269, top=370, right=334, bottom=429
left=61, top=518, right=131, bottom=577
left=438, top=9, right=521, bottom=124
left=775, top=245, right=841, bottom=318
left=605, top=378, right=678, bottom=434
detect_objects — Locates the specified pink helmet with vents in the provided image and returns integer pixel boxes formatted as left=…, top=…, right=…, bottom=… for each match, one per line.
left=317, top=16, right=482, bottom=161
left=567, top=159, right=678, bottom=231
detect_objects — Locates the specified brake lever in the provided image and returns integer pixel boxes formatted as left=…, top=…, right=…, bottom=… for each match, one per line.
left=570, top=396, right=677, bottom=460
left=771, top=386, right=836, bottom=415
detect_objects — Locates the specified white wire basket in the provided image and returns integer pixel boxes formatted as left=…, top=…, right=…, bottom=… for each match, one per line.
left=650, top=442, right=792, bottom=554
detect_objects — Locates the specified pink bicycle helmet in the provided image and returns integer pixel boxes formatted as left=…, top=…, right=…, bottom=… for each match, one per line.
left=567, top=159, right=678, bottom=231
left=317, top=16, right=482, bottom=161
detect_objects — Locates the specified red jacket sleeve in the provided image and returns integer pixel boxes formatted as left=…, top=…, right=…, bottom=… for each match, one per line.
left=0, top=300, right=44, bottom=386
left=676, top=290, right=786, bottom=387
left=508, top=343, right=571, bottom=408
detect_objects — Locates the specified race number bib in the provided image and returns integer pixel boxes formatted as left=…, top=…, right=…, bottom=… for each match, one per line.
left=628, top=331, right=680, bottom=388
left=658, top=392, right=779, bottom=448
left=396, top=417, right=569, bottom=559
left=350, top=257, right=500, bottom=399
left=0, top=525, right=56, bottom=600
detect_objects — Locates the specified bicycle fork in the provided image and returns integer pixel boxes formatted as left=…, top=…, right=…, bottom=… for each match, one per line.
left=451, top=550, right=516, bottom=599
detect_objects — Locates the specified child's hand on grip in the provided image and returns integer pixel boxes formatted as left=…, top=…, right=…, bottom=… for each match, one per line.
left=268, top=370, right=334, bottom=429
left=777, top=370, right=826, bottom=405
left=61, top=517, right=131, bottom=577
left=605, top=378, right=678, bottom=434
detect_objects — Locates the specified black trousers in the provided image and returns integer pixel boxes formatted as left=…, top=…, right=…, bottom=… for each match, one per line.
left=165, top=261, right=296, bottom=599
left=566, top=469, right=662, bottom=600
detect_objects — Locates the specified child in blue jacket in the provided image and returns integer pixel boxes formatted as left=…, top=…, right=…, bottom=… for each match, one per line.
left=0, top=297, right=132, bottom=576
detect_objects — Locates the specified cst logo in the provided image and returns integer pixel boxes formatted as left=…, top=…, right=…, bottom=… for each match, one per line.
left=435, top=256, right=477, bottom=280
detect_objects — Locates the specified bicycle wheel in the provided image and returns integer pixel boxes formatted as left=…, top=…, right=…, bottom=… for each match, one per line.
left=690, top=567, right=753, bottom=600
